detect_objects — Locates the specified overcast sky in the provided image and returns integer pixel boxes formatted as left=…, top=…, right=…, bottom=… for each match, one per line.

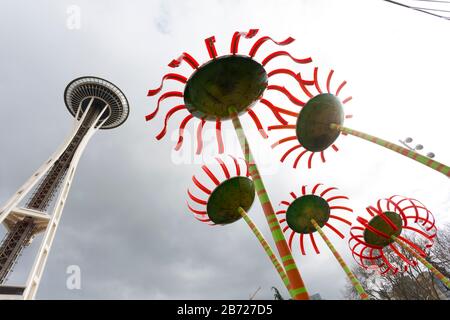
left=0, top=0, right=449, bottom=300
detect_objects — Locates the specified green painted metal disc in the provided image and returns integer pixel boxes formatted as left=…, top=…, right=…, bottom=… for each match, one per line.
left=184, top=55, right=268, bottom=120
left=206, top=176, right=256, bottom=225
left=296, top=93, right=344, bottom=152
left=286, top=195, right=330, bottom=234
left=363, top=212, right=403, bottom=247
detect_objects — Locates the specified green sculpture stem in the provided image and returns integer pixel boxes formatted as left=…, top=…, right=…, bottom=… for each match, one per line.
left=230, top=108, right=310, bottom=300
left=392, top=235, right=450, bottom=288
left=237, top=207, right=293, bottom=297
left=330, top=124, right=450, bottom=178
left=311, top=219, right=369, bottom=300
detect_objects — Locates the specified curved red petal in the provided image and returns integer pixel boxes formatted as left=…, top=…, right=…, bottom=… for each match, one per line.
left=147, top=73, right=187, bottom=96
left=249, top=36, right=295, bottom=57
left=155, top=105, right=186, bottom=140
left=174, top=114, right=193, bottom=151
left=169, top=52, right=199, bottom=69
left=262, top=50, right=312, bottom=66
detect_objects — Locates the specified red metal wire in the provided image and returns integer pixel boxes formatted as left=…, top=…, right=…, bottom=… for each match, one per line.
left=281, top=145, right=302, bottom=162
left=215, top=118, right=224, bottom=154
left=204, top=36, right=218, bottom=59
left=310, top=233, right=320, bottom=254
left=248, top=109, right=268, bottom=138
left=342, top=96, right=352, bottom=104
left=326, top=69, right=334, bottom=94
left=145, top=91, right=183, bottom=121
left=299, top=234, right=306, bottom=255
left=335, top=80, right=347, bottom=97
left=267, top=85, right=305, bottom=106
left=267, top=124, right=296, bottom=131
left=195, top=119, right=206, bottom=155
left=230, top=29, right=259, bottom=55
left=319, top=187, right=338, bottom=198
left=259, top=99, right=289, bottom=125
left=270, top=136, right=297, bottom=149
left=147, top=73, right=187, bottom=96
left=261, top=51, right=312, bottom=66
left=301, top=185, right=307, bottom=196
left=249, top=35, right=295, bottom=57
left=187, top=189, right=208, bottom=205
left=168, top=52, right=200, bottom=69
left=192, top=175, right=212, bottom=195
left=187, top=203, right=207, bottom=215
left=320, top=151, right=326, bottom=163
left=329, top=215, right=352, bottom=226
left=325, top=223, right=345, bottom=239
left=313, top=67, right=322, bottom=94
left=229, top=155, right=240, bottom=176
left=155, top=105, right=186, bottom=140
left=174, top=115, right=193, bottom=151
left=215, top=157, right=231, bottom=179
left=307, top=152, right=315, bottom=169
left=201, top=165, right=220, bottom=186
left=311, top=183, right=321, bottom=195
left=293, top=149, right=308, bottom=169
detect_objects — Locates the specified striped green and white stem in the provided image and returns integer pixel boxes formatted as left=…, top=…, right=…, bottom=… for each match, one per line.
left=237, top=207, right=293, bottom=298
left=392, top=236, right=450, bottom=289
left=230, top=109, right=310, bottom=300
left=330, top=124, right=450, bottom=178
left=311, top=219, right=369, bottom=300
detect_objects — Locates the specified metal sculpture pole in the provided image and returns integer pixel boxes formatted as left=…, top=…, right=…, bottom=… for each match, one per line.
left=392, top=235, right=450, bottom=288
left=230, top=110, right=309, bottom=300
left=330, top=124, right=450, bottom=178
left=237, top=207, right=292, bottom=296
left=310, top=219, right=369, bottom=300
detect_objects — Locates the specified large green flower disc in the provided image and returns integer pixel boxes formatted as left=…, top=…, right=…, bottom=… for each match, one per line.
left=206, top=176, right=256, bottom=225
left=184, top=55, right=268, bottom=120
left=286, top=195, right=330, bottom=234
left=296, top=93, right=344, bottom=152
left=363, top=212, right=403, bottom=247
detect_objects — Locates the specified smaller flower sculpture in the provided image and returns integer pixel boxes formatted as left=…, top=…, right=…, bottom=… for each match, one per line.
left=276, top=183, right=369, bottom=300
left=186, top=155, right=298, bottom=298
left=267, top=67, right=450, bottom=177
left=269, top=68, right=353, bottom=169
left=349, top=195, right=449, bottom=288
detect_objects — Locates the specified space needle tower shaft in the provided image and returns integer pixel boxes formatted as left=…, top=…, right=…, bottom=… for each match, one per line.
left=0, top=77, right=129, bottom=299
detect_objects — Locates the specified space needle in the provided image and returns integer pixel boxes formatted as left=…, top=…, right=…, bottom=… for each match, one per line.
left=0, top=77, right=129, bottom=299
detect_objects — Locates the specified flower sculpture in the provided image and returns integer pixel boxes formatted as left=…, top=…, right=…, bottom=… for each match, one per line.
left=276, top=183, right=369, bottom=300
left=186, top=155, right=293, bottom=296
left=146, top=29, right=311, bottom=154
left=146, top=28, right=313, bottom=300
left=349, top=195, right=449, bottom=288
left=187, top=155, right=253, bottom=225
left=267, top=68, right=450, bottom=177
left=268, top=68, right=352, bottom=169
